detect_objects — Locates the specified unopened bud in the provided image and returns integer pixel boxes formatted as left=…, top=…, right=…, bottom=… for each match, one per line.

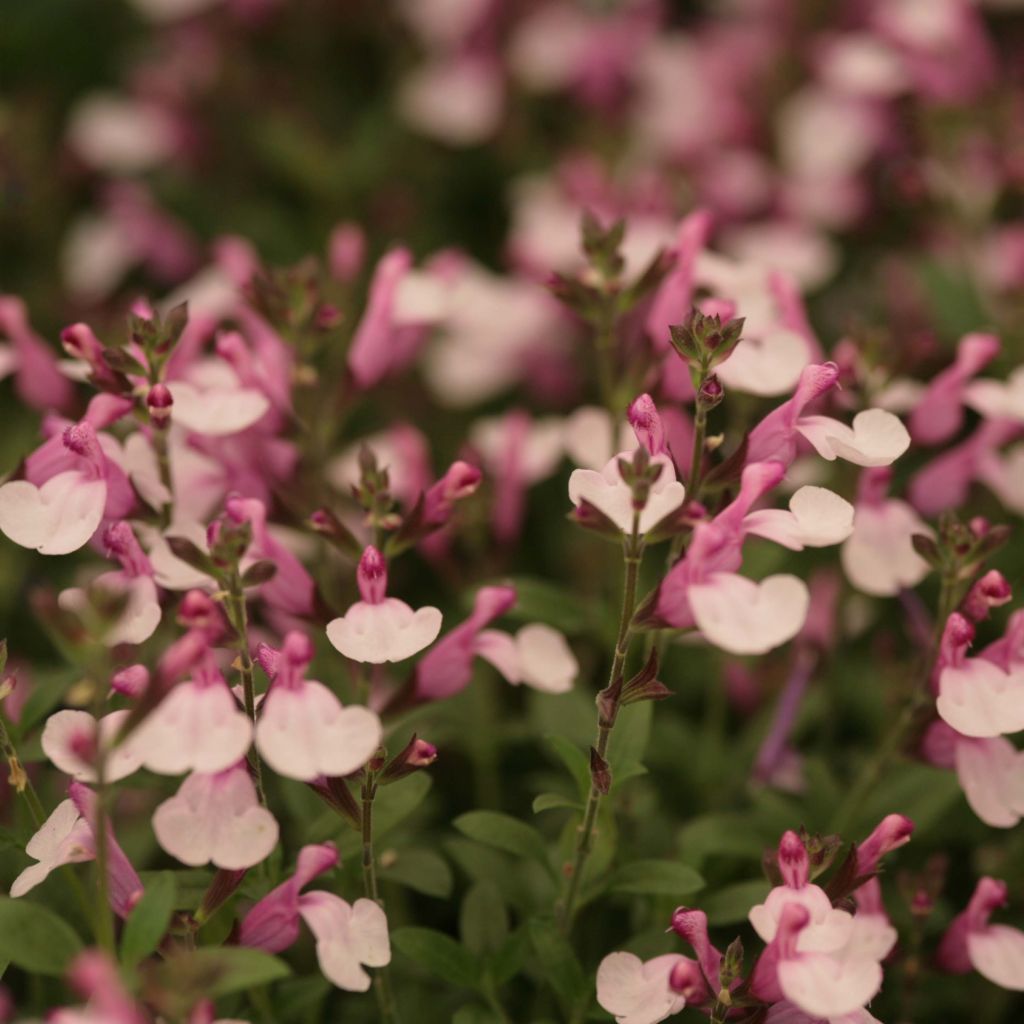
left=147, top=383, right=173, bottom=428
left=697, top=374, right=724, bottom=411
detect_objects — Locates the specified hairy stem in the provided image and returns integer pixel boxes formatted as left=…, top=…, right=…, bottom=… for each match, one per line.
left=557, top=514, right=643, bottom=932
left=687, top=401, right=708, bottom=501
left=361, top=771, right=399, bottom=1024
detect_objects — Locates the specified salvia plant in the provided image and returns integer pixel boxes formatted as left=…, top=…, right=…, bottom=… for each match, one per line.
left=1, top=1, right=1024, bottom=1023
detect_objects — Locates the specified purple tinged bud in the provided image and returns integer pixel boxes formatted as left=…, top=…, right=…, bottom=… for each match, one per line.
left=777, top=830, right=809, bottom=889
left=962, top=570, right=1012, bottom=623
left=698, top=374, right=724, bottom=409
left=855, top=814, right=914, bottom=875
left=146, top=383, right=173, bottom=428
left=628, top=393, right=666, bottom=455
left=357, top=546, right=388, bottom=604
left=668, top=959, right=708, bottom=1001
left=110, top=665, right=149, bottom=699
left=671, top=908, right=723, bottom=992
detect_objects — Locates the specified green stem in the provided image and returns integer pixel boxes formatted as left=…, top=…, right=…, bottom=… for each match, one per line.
left=227, top=570, right=266, bottom=805
left=687, top=396, right=708, bottom=501
left=594, top=300, right=619, bottom=418
left=92, top=704, right=116, bottom=955
left=361, top=771, right=399, bottom=1024
left=150, top=425, right=173, bottom=530
left=0, top=713, right=45, bottom=827
left=557, top=514, right=643, bottom=933
left=831, top=572, right=958, bottom=833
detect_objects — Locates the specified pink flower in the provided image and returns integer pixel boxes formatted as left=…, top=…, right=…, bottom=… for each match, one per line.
left=413, top=585, right=517, bottom=701
left=855, top=815, right=914, bottom=876
left=840, top=469, right=931, bottom=597
left=935, top=613, right=1024, bottom=738
left=58, top=522, right=162, bottom=646
left=937, top=877, right=1024, bottom=991
left=50, top=951, right=147, bottom=1024
left=0, top=424, right=113, bottom=555
left=167, top=354, right=270, bottom=436
left=595, top=951, right=703, bottom=1024
left=326, top=548, right=442, bottom=664
left=132, top=657, right=252, bottom=775
left=41, top=709, right=142, bottom=783
left=255, top=631, right=382, bottom=780
left=9, top=799, right=94, bottom=898
left=68, top=782, right=144, bottom=918
left=645, top=210, right=713, bottom=352
left=239, top=842, right=392, bottom=990
left=752, top=903, right=890, bottom=1019
left=910, top=333, right=1000, bottom=445
left=240, top=843, right=340, bottom=953
left=747, top=363, right=909, bottom=468
left=347, top=248, right=438, bottom=389
left=152, top=763, right=278, bottom=869
left=0, top=296, right=74, bottom=413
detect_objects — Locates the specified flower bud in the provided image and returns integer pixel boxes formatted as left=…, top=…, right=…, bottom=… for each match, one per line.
left=146, top=383, right=173, bottom=428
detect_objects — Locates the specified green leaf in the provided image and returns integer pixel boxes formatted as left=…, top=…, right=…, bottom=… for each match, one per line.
left=608, top=860, right=705, bottom=897
left=392, top=926, right=480, bottom=988
left=0, top=896, right=83, bottom=976
left=160, top=947, right=291, bottom=997
left=528, top=919, right=588, bottom=1017
left=678, top=815, right=768, bottom=869
left=460, top=880, right=509, bottom=955
left=453, top=1007, right=493, bottom=1024
left=532, top=792, right=581, bottom=814
left=544, top=735, right=590, bottom=799
left=121, top=871, right=176, bottom=967
left=700, top=880, right=771, bottom=926
left=606, top=700, right=652, bottom=771
left=379, top=848, right=453, bottom=899
left=453, top=811, right=550, bottom=868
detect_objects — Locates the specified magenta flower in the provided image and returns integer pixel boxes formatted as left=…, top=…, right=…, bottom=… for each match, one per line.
left=937, top=877, right=1024, bottom=991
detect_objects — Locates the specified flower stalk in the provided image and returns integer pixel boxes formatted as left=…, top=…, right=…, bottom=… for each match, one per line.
left=558, top=511, right=643, bottom=932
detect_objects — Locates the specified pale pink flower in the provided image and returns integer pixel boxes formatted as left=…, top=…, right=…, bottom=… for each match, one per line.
left=296, top=892, right=392, bottom=992
left=688, top=573, right=810, bottom=656
left=595, top=951, right=702, bottom=1024
left=563, top=406, right=636, bottom=471
left=66, top=92, right=178, bottom=174
left=744, top=486, right=854, bottom=550
left=255, top=631, right=382, bottom=781
left=132, top=658, right=252, bottom=775
left=936, top=614, right=1024, bottom=738
left=58, top=522, right=161, bottom=646
left=0, top=424, right=113, bottom=555
left=167, top=356, right=270, bottom=437
left=41, top=709, right=142, bottom=783
left=328, top=222, right=366, bottom=283
left=749, top=832, right=859, bottom=956
left=398, top=56, right=504, bottom=146
left=153, top=763, right=278, bottom=869
left=9, top=799, right=94, bottom=898
left=937, top=877, right=1024, bottom=991
left=474, top=623, right=578, bottom=695
left=327, top=548, right=442, bottom=664
left=840, top=469, right=930, bottom=597
left=764, top=1001, right=881, bottom=1024
left=924, top=720, right=1024, bottom=828
left=752, top=903, right=889, bottom=1019
left=569, top=452, right=685, bottom=535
